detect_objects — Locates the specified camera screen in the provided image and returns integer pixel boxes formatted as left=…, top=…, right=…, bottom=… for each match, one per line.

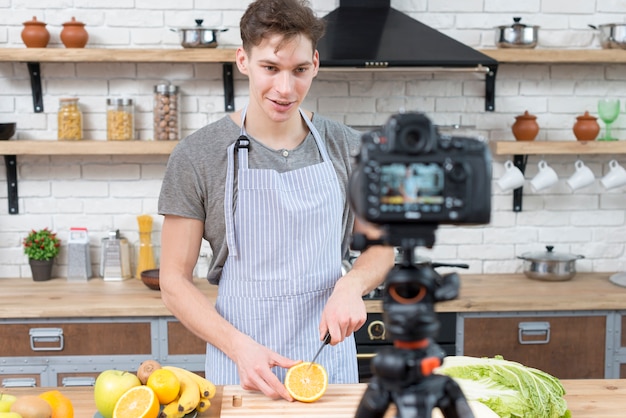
left=379, top=162, right=444, bottom=211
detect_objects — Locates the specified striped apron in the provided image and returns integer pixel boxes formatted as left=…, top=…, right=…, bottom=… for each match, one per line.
left=205, top=107, right=358, bottom=385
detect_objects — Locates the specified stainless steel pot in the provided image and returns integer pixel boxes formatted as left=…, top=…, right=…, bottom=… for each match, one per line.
left=495, top=17, right=539, bottom=49
left=518, top=245, right=584, bottom=281
left=171, top=19, right=228, bottom=48
left=589, top=24, right=626, bottom=49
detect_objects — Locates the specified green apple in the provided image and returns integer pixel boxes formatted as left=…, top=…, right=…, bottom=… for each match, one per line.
left=94, top=369, right=141, bottom=418
left=0, top=412, right=22, bottom=418
left=0, top=394, right=17, bottom=413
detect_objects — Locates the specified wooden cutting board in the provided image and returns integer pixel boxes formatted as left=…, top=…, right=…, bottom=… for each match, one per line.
left=220, top=384, right=394, bottom=417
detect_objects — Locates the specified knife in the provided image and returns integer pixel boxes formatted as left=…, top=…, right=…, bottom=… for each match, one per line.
left=307, top=331, right=331, bottom=369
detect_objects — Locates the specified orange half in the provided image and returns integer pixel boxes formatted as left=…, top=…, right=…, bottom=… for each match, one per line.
left=284, top=362, right=328, bottom=403
left=112, top=385, right=160, bottom=418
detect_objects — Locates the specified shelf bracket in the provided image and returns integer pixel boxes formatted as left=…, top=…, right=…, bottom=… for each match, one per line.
left=4, top=155, right=19, bottom=215
left=485, top=65, right=497, bottom=112
left=223, top=63, right=235, bottom=112
left=512, top=154, right=528, bottom=212
left=26, top=62, right=44, bottom=113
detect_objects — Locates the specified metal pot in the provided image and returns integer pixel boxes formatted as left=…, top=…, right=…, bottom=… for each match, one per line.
left=588, top=24, right=626, bottom=49
left=495, top=17, right=539, bottom=49
left=518, top=245, right=584, bottom=281
left=171, top=19, right=228, bottom=48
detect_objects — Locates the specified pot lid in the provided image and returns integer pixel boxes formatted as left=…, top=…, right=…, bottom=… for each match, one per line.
left=520, top=245, right=584, bottom=262
left=497, top=17, right=539, bottom=30
left=175, top=19, right=228, bottom=31
left=515, top=110, right=537, bottom=120
left=577, top=111, right=597, bottom=120
left=23, top=16, right=46, bottom=26
left=63, top=17, right=85, bottom=27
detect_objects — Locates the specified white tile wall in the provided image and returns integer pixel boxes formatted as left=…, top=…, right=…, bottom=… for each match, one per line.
left=0, top=1, right=625, bottom=279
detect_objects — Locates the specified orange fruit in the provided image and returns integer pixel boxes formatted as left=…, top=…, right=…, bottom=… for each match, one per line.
left=112, top=385, right=159, bottom=418
left=39, top=390, right=74, bottom=418
left=146, top=368, right=181, bottom=404
left=284, top=362, right=328, bottom=403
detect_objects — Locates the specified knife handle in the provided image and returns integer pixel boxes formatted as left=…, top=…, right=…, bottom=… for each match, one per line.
left=322, top=331, right=331, bottom=344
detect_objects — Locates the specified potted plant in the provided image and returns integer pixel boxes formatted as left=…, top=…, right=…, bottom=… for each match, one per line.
left=23, top=228, right=61, bottom=281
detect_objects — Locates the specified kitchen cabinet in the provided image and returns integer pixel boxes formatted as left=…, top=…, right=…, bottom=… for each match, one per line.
left=459, top=313, right=607, bottom=379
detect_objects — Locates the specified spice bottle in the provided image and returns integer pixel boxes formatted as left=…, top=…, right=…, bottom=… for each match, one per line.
left=153, top=84, right=180, bottom=141
left=107, top=98, right=134, bottom=141
left=57, top=98, right=83, bottom=141
left=135, top=214, right=156, bottom=278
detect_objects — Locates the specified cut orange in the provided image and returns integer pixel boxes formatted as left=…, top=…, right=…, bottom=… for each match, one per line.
left=39, top=390, right=74, bottom=418
left=284, top=362, right=328, bottom=403
left=146, top=368, right=180, bottom=404
left=112, top=385, right=160, bottom=418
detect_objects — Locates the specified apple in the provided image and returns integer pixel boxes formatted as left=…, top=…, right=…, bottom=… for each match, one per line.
left=0, top=394, right=17, bottom=413
left=94, top=370, right=141, bottom=418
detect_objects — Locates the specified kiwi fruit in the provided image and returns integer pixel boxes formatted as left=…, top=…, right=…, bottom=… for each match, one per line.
left=137, top=359, right=162, bottom=384
left=10, top=396, right=52, bottom=418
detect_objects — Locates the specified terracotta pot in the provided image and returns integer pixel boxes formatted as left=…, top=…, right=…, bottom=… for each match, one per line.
left=573, top=111, right=600, bottom=141
left=512, top=110, right=539, bottom=141
left=21, top=16, right=50, bottom=48
left=29, top=258, right=54, bottom=282
left=61, top=17, right=89, bottom=48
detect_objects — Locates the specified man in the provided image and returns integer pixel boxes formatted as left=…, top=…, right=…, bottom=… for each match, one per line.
left=158, top=0, right=394, bottom=401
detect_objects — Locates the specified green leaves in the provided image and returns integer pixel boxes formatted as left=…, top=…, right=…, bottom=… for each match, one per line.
left=23, top=228, right=61, bottom=261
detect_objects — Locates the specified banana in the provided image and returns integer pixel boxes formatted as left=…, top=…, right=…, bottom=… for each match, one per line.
left=174, top=370, right=201, bottom=414
left=163, top=366, right=217, bottom=399
left=196, top=397, right=211, bottom=413
left=159, top=396, right=185, bottom=418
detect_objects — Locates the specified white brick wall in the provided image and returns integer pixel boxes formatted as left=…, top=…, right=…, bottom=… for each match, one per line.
left=0, top=1, right=625, bottom=278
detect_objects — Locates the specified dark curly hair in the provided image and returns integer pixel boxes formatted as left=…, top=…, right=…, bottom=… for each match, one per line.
left=240, top=0, right=326, bottom=53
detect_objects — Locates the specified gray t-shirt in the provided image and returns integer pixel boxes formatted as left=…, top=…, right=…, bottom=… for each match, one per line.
left=158, top=113, right=363, bottom=284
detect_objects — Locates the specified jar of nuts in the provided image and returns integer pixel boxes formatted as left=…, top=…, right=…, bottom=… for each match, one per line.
left=107, top=98, right=134, bottom=141
left=58, top=97, right=83, bottom=140
left=154, top=84, right=180, bottom=141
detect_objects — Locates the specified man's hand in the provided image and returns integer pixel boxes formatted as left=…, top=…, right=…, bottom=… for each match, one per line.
left=232, top=334, right=300, bottom=401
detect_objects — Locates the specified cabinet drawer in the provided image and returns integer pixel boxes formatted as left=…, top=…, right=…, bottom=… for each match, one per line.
left=0, top=321, right=152, bottom=356
left=463, top=315, right=605, bottom=379
left=167, top=321, right=206, bottom=355
left=1, top=374, right=41, bottom=388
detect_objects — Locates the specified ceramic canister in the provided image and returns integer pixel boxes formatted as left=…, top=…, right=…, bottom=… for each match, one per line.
left=60, top=17, right=89, bottom=48
left=21, top=16, right=50, bottom=48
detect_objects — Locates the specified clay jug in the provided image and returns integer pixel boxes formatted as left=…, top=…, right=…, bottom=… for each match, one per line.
left=61, top=17, right=89, bottom=48
left=21, top=16, right=50, bottom=48
left=512, top=110, right=539, bottom=141
left=573, top=111, right=600, bottom=141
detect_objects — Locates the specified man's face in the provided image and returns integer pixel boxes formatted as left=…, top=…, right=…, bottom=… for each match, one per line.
left=237, top=33, right=319, bottom=123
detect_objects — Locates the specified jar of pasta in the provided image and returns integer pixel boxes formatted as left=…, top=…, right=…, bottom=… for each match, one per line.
left=153, top=84, right=180, bottom=141
left=57, top=97, right=83, bottom=140
left=107, top=98, right=134, bottom=141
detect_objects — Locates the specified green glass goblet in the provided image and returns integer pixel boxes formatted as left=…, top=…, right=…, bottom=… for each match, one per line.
left=597, top=98, right=620, bottom=141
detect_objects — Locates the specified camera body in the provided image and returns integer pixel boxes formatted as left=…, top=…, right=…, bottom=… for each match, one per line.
left=350, top=112, right=492, bottom=226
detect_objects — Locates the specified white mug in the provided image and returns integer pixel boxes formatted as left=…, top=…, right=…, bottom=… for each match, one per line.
left=601, top=160, right=626, bottom=190
left=566, top=160, right=595, bottom=190
left=530, top=160, right=558, bottom=192
left=497, top=160, right=525, bottom=191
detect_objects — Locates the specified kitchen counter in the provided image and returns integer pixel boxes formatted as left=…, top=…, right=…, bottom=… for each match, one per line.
left=0, top=272, right=622, bottom=319
left=5, top=379, right=626, bottom=417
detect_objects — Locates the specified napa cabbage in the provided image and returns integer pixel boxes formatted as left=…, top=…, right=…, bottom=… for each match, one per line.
left=436, top=355, right=571, bottom=418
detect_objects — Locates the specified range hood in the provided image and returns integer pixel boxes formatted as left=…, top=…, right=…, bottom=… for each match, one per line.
left=316, top=0, right=498, bottom=111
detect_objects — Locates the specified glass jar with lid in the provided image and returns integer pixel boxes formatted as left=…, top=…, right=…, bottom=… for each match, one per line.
left=57, top=97, right=83, bottom=140
left=107, top=98, right=134, bottom=141
left=153, top=84, right=180, bottom=141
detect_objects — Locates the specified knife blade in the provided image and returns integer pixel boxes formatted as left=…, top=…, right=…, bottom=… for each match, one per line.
left=307, top=331, right=331, bottom=369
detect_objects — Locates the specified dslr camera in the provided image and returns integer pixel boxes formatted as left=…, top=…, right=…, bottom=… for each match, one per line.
left=349, top=112, right=491, bottom=227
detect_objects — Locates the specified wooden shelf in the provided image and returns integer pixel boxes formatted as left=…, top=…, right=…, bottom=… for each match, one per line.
left=0, top=47, right=237, bottom=63
left=491, top=140, right=626, bottom=155
left=0, top=139, right=178, bottom=155
left=479, top=48, right=626, bottom=64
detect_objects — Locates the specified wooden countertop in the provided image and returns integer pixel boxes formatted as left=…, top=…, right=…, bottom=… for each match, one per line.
left=5, top=379, right=626, bottom=417
left=0, top=272, right=623, bottom=319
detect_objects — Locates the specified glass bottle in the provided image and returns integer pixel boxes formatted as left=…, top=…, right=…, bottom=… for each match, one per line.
left=193, top=252, right=210, bottom=280
left=107, top=98, right=134, bottom=141
left=153, top=84, right=180, bottom=141
left=57, top=97, right=83, bottom=140
left=135, top=214, right=156, bottom=278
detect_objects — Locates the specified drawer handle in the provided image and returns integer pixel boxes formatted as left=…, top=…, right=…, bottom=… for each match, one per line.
left=62, top=377, right=96, bottom=387
left=357, top=353, right=378, bottom=360
left=2, top=378, right=37, bottom=388
left=518, top=321, right=550, bottom=345
left=29, top=327, right=64, bottom=351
